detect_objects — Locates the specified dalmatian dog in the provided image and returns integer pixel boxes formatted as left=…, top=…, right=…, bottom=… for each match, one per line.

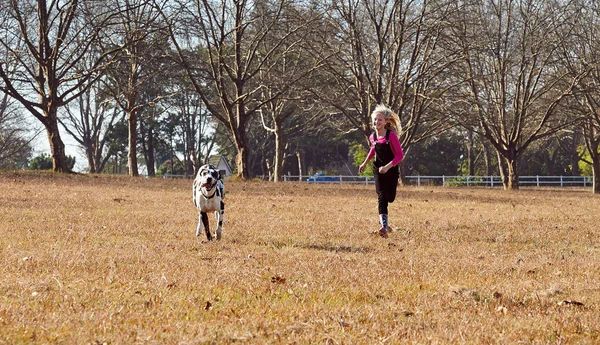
left=193, top=164, right=225, bottom=241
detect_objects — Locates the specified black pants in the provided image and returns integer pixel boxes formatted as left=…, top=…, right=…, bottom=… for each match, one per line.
left=374, top=166, right=399, bottom=214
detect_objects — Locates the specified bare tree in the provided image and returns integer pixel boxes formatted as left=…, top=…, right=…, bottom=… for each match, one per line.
left=0, top=0, right=123, bottom=172
left=0, top=39, right=37, bottom=169
left=168, top=87, right=217, bottom=176
left=450, top=0, right=581, bottom=189
left=162, top=0, right=322, bottom=179
left=60, top=82, right=121, bottom=173
left=317, top=0, right=455, bottom=160
left=0, top=91, right=37, bottom=169
left=103, top=0, right=172, bottom=177
left=559, top=0, right=600, bottom=193
left=255, top=3, right=327, bottom=182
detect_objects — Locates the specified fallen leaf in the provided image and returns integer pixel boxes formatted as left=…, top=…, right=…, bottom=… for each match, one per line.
left=401, top=310, right=414, bottom=317
left=271, top=275, right=286, bottom=284
left=558, top=300, right=584, bottom=307
left=338, top=317, right=350, bottom=329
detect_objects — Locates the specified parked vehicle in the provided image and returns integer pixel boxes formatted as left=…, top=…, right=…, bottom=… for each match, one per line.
left=306, top=173, right=340, bottom=183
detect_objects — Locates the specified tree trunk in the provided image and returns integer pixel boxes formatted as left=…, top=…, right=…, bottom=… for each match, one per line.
left=95, top=143, right=110, bottom=174
left=265, top=158, right=273, bottom=181
left=497, top=150, right=508, bottom=189
left=570, top=130, right=581, bottom=176
left=592, top=150, right=600, bottom=194
left=85, top=139, right=96, bottom=173
left=46, top=116, right=68, bottom=173
left=482, top=142, right=491, bottom=176
left=296, top=150, right=303, bottom=181
left=273, top=119, right=284, bottom=182
left=127, top=109, right=139, bottom=177
left=235, top=145, right=249, bottom=179
left=398, top=162, right=407, bottom=186
left=505, top=158, right=520, bottom=190
left=146, top=125, right=156, bottom=177
left=466, top=131, right=474, bottom=176
left=232, top=120, right=249, bottom=179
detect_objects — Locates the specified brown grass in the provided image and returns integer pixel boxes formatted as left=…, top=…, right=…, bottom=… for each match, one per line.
left=0, top=171, right=599, bottom=344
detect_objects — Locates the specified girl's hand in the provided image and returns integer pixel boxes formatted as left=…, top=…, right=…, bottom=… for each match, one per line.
left=379, top=166, right=389, bottom=174
left=359, top=163, right=366, bottom=173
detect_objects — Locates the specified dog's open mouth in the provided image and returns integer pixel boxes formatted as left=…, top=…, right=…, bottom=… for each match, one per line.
left=201, top=182, right=213, bottom=189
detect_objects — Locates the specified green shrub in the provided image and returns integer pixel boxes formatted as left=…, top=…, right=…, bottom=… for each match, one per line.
left=29, top=153, right=76, bottom=171
left=351, top=143, right=373, bottom=176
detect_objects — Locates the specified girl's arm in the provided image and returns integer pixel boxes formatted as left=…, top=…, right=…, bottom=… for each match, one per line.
left=359, top=141, right=376, bottom=173
left=389, top=131, right=404, bottom=166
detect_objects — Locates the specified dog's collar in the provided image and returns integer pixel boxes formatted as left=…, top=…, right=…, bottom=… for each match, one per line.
left=201, top=189, right=217, bottom=199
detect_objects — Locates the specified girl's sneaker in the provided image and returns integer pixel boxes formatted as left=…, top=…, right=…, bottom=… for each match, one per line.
left=378, top=227, right=388, bottom=238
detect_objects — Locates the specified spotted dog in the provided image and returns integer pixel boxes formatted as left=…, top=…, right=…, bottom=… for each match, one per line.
left=193, top=164, right=225, bottom=241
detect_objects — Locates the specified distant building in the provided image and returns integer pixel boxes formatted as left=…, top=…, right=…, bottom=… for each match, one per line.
left=208, top=155, right=233, bottom=178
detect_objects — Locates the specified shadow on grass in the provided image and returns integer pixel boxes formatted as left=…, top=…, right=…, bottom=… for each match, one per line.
left=301, top=243, right=370, bottom=253
left=263, top=240, right=370, bottom=253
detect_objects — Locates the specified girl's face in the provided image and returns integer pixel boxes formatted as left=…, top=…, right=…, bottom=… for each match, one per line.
left=372, top=113, right=386, bottom=130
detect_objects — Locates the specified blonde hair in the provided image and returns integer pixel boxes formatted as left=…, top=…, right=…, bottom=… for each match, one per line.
left=372, top=104, right=400, bottom=133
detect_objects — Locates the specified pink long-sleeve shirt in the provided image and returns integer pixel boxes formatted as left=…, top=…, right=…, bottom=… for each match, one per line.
left=366, top=130, right=405, bottom=166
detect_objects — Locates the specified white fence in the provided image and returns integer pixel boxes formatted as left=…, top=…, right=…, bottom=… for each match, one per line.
left=282, top=175, right=594, bottom=187
left=162, top=173, right=594, bottom=187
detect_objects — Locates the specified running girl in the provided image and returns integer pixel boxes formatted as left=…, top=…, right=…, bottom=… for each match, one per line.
left=359, top=105, right=404, bottom=238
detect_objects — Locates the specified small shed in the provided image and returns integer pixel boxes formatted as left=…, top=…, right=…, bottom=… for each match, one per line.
left=208, top=155, right=233, bottom=178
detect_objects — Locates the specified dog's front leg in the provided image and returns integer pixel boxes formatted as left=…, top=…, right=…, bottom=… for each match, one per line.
left=201, top=211, right=212, bottom=241
left=215, top=201, right=224, bottom=241
left=196, top=211, right=204, bottom=237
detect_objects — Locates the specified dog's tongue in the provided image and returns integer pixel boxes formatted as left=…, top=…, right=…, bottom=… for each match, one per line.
left=201, top=183, right=211, bottom=188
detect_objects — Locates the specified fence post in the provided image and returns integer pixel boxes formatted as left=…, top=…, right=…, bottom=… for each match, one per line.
left=442, top=175, right=445, bottom=186
left=417, top=175, right=421, bottom=186
left=467, top=176, right=470, bottom=187
left=560, top=175, right=563, bottom=187
left=584, top=176, right=587, bottom=187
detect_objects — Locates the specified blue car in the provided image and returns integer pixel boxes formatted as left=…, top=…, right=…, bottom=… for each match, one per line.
left=307, top=173, right=339, bottom=183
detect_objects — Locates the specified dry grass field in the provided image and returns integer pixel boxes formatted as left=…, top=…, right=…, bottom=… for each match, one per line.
left=1, top=171, right=599, bottom=344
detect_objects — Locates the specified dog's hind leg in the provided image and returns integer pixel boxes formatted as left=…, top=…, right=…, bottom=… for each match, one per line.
left=215, top=201, right=224, bottom=241
left=201, top=211, right=212, bottom=241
